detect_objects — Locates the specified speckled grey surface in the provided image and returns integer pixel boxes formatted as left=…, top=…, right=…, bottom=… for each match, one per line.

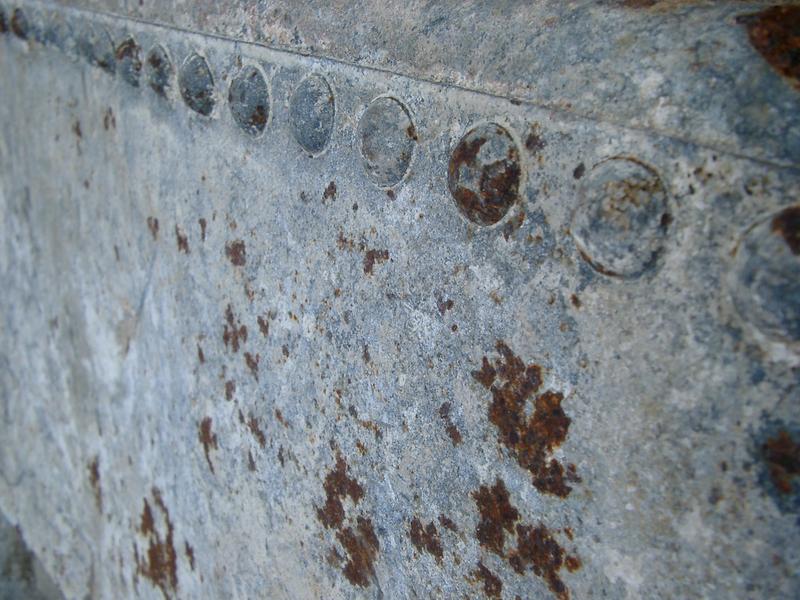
left=0, top=2, right=799, bottom=599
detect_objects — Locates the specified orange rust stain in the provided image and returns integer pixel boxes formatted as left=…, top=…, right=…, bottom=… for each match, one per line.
left=472, top=341, right=579, bottom=497
left=438, top=402, right=463, bottom=446
left=337, top=517, right=380, bottom=587
left=198, top=417, right=218, bottom=474
left=244, top=352, right=260, bottom=380
left=316, top=456, right=365, bottom=529
left=438, top=514, right=458, bottom=532
left=323, top=181, right=337, bottom=201
left=134, top=489, right=178, bottom=597
left=408, top=518, right=444, bottom=563
left=472, top=561, right=502, bottom=598
left=363, top=249, right=389, bottom=275
left=248, top=415, right=267, bottom=448
left=473, top=479, right=520, bottom=555
left=222, top=304, right=248, bottom=353
left=175, top=226, right=189, bottom=253
left=225, top=240, right=246, bottom=266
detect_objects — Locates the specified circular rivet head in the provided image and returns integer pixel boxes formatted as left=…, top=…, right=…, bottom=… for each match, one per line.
left=290, top=74, right=335, bottom=155
left=10, top=7, right=28, bottom=39
left=448, top=123, right=522, bottom=226
left=179, top=53, right=215, bottom=116
left=115, top=37, right=142, bottom=86
left=731, top=206, right=800, bottom=343
left=358, top=97, right=416, bottom=188
left=145, top=45, right=173, bottom=98
left=571, top=157, right=670, bottom=278
left=228, top=65, right=269, bottom=136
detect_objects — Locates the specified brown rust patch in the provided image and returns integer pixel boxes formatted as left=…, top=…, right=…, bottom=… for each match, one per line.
left=222, top=305, right=247, bottom=353
left=175, top=226, right=189, bottom=253
left=436, top=294, right=454, bottom=316
left=248, top=415, right=267, bottom=448
left=473, top=479, right=520, bottom=555
left=473, top=341, right=579, bottom=497
left=337, top=517, right=380, bottom=587
left=88, top=457, right=102, bottom=512
left=244, top=352, right=260, bottom=380
left=438, top=402, right=463, bottom=446
left=257, top=315, right=270, bottom=337
left=502, top=211, right=526, bottom=241
left=472, top=561, right=503, bottom=598
left=739, top=6, right=800, bottom=88
left=771, top=205, right=800, bottom=255
left=198, top=417, right=218, bottom=474
left=224, top=380, right=235, bottom=401
left=198, top=218, right=207, bottom=242
left=525, top=123, right=545, bottom=154
left=508, top=523, right=580, bottom=600
left=570, top=294, right=581, bottom=309
left=363, top=249, right=389, bottom=275
left=408, top=517, right=444, bottom=563
left=323, top=181, right=337, bottom=201
left=573, top=163, right=586, bottom=180
left=134, top=489, right=178, bottom=597
left=184, top=542, right=195, bottom=571
left=762, top=429, right=800, bottom=494
left=439, top=514, right=458, bottom=532
left=147, top=217, right=159, bottom=240
left=316, top=456, right=365, bottom=529
left=225, top=240, right=246, bottom=266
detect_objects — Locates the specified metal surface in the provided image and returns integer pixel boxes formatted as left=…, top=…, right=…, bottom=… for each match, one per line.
left=1, top=1, right=799, bottom=599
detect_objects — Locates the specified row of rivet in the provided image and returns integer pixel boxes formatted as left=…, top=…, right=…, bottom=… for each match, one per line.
left=3, top=5, right=798, bottom=347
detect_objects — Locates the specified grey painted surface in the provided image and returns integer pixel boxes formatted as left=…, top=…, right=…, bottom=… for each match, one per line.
left=0, top=1, right=798, bottom=599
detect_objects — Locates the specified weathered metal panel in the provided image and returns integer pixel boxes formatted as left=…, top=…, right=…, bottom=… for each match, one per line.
left=0, top=1, right=799, bottom=599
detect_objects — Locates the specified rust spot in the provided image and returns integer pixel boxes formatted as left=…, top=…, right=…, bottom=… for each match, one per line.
left=198, top=218, right=207, bottom=242
left=184, top=542, right=195, bottom=571
left=439, top=514, right=458, bottom=532
left=762, top=429, right=800, bottom=494
left=525, top=124, right=545, bottom=153
left=244, top=352, right=260, bottom=380
left=248, top=415, right=267, bottom=448
left=275, top=408, right=288, bottom=427
left=472, top=561, right=502, bottom=598
left=134, top=489, right=178, bottom=597
left=337, top=517, right=380, bottom=587
left=248, top=450, right=257, bottom=471
left=282, top=344, right=290, bottom=358
left=570, top=294, right=581, bottom=309
left=771, top=206, right=800, bottom=255
left=438, top=402, right=463, bottom=446
left=573, top=163, right=586, bottom=179
left=363, top=249, right=389, bottom=275
left=406, top=124, right=418, bottom=141
left=225, top=240, right=246, bottom=266
left=502, top=211, right=526, bottom=241
left=72, top=120, right=82, bottom=139
left=175, top=226, right=189, bottom=253
left=323, top=181, right=337, bottom=201
left=103, top=107, right=116, bottom=131
left=739, top=6, right=800, bottom=88
left=222, top=305, right=247, bottom=353
left=316, top=456, right=364, bottom=529
left=277, top=445, right=285, bottom=467
left=257, top=315, right=270, bottom=337
left=409, top=517, right=444, bottom=563
left=147, top=217, right=159, bottom=240
left=386, top=189, right=396, bottom=201
left=473, top=341, right=579, bottom=497
left=198, top=417, right=217, bottom=474
left=508, top=524, right=580, bottom=600
left=197, top=344, right=205, bottom=364
left=88, top=457, right=102, bottom=512
left=436, top=294, right=455, bottom=316
left=224, top=380, right=236, bottom=401
left=473, top=479, right=520, bottom=555
left=356, top=440, right=368, bottom=455
left=362, top=345, right=371, bottom=364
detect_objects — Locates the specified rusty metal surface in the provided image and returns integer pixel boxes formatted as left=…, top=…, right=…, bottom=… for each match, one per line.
left=0, top=1, right=799, bottom=599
